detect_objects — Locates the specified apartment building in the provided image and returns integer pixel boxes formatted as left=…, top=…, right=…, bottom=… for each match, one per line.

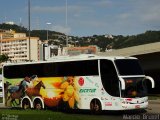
left=0, top=30, right=39, bottom=62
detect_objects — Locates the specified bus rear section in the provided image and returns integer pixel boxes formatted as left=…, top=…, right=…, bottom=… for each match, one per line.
left=2, top=59, right=101, bottom=110
left=99, top=58, right=155, bottom=111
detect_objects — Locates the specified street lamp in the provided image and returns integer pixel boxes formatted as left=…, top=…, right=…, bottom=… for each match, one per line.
left=46, top=22, right=52, bottom=41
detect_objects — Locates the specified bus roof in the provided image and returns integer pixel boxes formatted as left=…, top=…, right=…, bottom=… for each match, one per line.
left=3, top=54, right=137, bottom=66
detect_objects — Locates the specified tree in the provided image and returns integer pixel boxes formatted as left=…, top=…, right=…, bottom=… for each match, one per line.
left=0, top=23, right=27, bottom=33
left=0, top=54, right=9, bottom=63
left=0, top=54, right=9, bottom=74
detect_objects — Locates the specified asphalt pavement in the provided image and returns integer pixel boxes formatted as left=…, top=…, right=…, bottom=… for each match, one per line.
left=147, top=99, right=160, bottom=113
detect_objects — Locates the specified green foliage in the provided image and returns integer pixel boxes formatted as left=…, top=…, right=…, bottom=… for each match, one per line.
left=0, top=109, right=116, bottom=120
left=0, top=54, right=8, bottom=74
left=111, top=31, right=160, bottom=49
left=0, top=54, right=9, bottom=63
left=1, top=23, right=160, bottom=50
left=30, top=30, right=65, bottom=41
left=76, top=30, right=160, bottom=51
left=0, top=23, right=27, bottom=33
left=0, top=23, right=64, bottom=41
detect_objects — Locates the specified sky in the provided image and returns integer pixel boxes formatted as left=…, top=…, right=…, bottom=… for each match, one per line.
left=0, top=0, right=160, bottom=37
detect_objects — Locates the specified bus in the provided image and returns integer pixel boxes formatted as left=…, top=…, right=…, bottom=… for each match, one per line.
left=1, top=54, right=155, bottom=112
left=0, top=75, right=2, bottom=98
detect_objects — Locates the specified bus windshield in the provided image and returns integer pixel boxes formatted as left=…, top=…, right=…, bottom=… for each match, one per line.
left=115, top=59, right=144, bottom=76
left=121, top=77, right=148, bottom=98
left=115, top=59, right=147, bottom=98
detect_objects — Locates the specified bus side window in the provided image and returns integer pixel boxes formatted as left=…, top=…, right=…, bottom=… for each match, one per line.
left=100, top=60, right=120, bottom=97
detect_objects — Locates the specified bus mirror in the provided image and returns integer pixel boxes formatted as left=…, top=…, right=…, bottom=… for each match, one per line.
left=119, top=77, right=125, bottom=90
left=145, top=76, right=155, bottom=88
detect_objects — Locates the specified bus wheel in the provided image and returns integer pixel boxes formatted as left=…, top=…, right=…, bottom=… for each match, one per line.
left=90, top=99, right=102, bottom=113
left=22, top=98, right=31, bottom=109
left=34, top=99, right=43, bottom=110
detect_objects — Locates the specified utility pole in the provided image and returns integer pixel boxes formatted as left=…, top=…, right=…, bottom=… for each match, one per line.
left=0, top=34, right=2, bottom=55
left=28, top=0, right=31, bottom=61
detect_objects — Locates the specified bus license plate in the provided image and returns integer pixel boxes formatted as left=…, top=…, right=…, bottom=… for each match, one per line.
left=135, top=105, right=140, bottom=109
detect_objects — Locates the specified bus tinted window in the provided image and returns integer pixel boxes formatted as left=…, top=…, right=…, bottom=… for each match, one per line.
left=100, top=59, right=120, bottom=97
left=115, top=59, right=144, bottom=75
left=55, top=60, right=98, bottom=76
left=3, top=60, right=98, bottom=78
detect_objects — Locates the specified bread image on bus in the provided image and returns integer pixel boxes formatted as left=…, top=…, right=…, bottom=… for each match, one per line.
left=0, top=54, right=155, bottom=112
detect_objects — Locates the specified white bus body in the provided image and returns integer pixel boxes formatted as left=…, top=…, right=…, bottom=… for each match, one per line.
left=0, top=75, right=2, bottom=98
left=1, top=54, right=154, bottom=111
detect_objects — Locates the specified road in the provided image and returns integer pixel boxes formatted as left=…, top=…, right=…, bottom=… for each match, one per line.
left=147, top=100, right=160, bottom=114
left=0, top=101, right=159, bottom=120
left=78, top=100, right=160, bottom=120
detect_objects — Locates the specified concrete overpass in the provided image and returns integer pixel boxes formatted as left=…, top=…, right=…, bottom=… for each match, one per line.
left=98, top=42, right=160, bottom=94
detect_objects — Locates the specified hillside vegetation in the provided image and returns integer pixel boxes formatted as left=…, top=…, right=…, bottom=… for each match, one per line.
left=1, top=23, right=160, bottom=51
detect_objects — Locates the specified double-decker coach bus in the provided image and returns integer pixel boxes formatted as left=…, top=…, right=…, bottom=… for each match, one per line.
left=0, top=54, right=154, bottom=112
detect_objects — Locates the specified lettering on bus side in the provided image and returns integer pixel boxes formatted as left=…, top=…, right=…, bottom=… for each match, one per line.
left=79, top=89, right=96, bottom=93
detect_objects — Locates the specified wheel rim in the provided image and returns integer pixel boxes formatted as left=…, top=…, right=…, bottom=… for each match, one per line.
left=35, top=103, right=42, bottom=110
left=94, top=104, right=100, bottom=111
left=24, top=104, right=29, bottom=109
left=90, top=100, right=101, bottom=112
left=23, top=102, right=30, bottom=109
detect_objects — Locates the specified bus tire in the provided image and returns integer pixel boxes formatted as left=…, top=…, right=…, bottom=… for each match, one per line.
left=22, top=98, right=31, bottom=109
left=90, top=99, right=102, bottom=114
left=33, top=99, right=43, bottom=110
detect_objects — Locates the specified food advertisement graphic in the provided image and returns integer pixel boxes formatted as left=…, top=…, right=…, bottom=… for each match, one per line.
left=4, top=76, right=81, bottom=109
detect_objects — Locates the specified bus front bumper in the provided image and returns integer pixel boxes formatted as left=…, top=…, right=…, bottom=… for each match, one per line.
left=121, top=101, right=148, bottom=110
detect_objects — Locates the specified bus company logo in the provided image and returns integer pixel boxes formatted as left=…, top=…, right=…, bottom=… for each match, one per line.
left=79, top=89, right=96, bottom=93
left=78, top=77, right=84, bottom=86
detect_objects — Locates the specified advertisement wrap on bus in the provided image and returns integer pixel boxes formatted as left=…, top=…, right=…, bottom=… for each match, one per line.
left=1, top=54, right=155, bottom=112
left=4, top=76, right=100, bottom=109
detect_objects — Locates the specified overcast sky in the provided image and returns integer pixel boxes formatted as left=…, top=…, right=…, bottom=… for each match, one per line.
left=0, top=0, right=160, bottom=36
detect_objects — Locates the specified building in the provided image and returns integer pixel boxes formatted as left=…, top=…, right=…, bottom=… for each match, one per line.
left=0, top=30, right=39, bottom=62
left=67, top=46, right=98, bottom=56
left=39, top=43, right=99, bottom=60
left=39, top=44, right=65, bottom=60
